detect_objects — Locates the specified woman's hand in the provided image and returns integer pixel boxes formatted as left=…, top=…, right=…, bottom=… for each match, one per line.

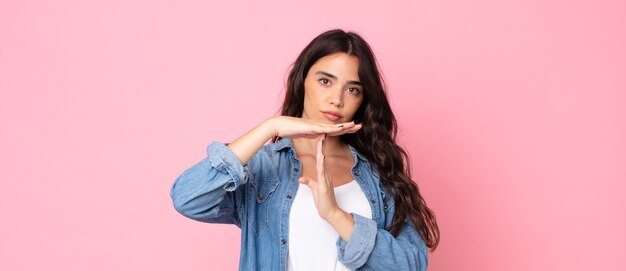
left=226, top=116, right=360, bottom=167
left=269, top=116, right=362, bottom=139
left=297, top=134, right=345, bottom=221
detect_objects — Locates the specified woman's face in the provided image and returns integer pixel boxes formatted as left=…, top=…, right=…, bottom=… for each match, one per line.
left=302, top=52, right=364, bottom=124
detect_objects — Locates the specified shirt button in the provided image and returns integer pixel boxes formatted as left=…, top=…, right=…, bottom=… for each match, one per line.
left=257, top=194, right=264, bottom=201
left=370, top=197, right=376, bottom=204
left=384, top=204, right=388, bottom=210
left=287, top=194, right=292, bottom=199
left=354, top=172, right=361, bottom=176
left=281, top=239, right=287, bottom=245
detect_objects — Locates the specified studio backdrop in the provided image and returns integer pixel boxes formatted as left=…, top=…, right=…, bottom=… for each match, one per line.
left=1, top=0, right=624, bottom=270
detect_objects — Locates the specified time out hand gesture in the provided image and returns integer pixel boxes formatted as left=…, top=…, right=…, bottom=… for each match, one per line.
left=297, top=134, right=344, bottom=221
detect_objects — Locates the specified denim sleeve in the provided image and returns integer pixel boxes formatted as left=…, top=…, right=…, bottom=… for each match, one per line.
left=170, top=141, right=248, bottom=227
left=335, top=213, right=428, bottom=270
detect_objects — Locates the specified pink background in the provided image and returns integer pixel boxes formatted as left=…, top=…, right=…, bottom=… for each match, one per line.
left=1, top=0, right=625, bottom=270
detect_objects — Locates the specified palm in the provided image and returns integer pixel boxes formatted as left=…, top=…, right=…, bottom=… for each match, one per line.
left=297, top=134, right=341, bottom=221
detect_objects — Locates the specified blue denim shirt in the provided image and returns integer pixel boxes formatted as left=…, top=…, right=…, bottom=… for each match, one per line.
left=170, top=138, right=428, bottom=270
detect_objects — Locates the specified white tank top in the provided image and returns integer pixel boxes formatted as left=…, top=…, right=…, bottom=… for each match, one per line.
left=287, top=180, right=373, bottom=271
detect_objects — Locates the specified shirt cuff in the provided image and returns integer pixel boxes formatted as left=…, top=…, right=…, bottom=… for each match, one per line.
left=335, top=212, right=378, bottom=269
left=206, top=141, right=246, bottom=191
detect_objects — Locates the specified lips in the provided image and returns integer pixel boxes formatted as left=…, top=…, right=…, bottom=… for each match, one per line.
left=321, top=111, right=343, bottom=122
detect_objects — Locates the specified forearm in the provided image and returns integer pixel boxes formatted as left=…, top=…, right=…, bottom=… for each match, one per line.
left=335, top=214, right=428, bottom=270
left=327, top=209, right=356, bottom=242
left=227, top=117, right=277, bottom=165
left=171, top=142, right=247, bottom=223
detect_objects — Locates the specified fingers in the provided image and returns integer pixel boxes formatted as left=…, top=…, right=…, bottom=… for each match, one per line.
left=319, top=122, right=361, bottom=133
left=288, top=120, right=362, bottom=139
left=326, top=123, right=362, bottom=137
left=334, top=121, right=356, bottom=129
left=313, top=122, right=355, bottom=134
left=316, top=134, right=325, bottom=180
left=316, top=134, right=325, bottom=163
left=298, top=135, right=326, bottom=190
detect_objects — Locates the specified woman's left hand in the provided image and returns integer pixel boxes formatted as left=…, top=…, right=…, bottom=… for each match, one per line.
left=298, top=134, right=344, bottom=221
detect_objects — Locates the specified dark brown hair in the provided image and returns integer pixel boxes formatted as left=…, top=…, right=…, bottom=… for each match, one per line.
left=272, top=29, right=439, bottom=251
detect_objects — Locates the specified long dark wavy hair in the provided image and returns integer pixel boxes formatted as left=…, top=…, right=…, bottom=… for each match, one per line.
left=271, top=29, right=440, bottom=251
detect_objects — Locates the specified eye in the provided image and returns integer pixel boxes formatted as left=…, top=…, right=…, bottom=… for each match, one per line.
left=318, top=78, right=331, bottom=86
left=347, top=87, right=361, bottom=95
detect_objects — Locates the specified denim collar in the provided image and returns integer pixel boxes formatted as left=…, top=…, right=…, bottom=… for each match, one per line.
left=272, top=137, right=368, bottom=162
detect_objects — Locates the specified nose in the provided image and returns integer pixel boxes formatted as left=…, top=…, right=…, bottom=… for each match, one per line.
left=329, top=87, right=344, bottom=108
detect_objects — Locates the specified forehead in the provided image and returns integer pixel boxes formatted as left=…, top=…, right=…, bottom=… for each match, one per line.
left=309, top=53, right=360, bottom=79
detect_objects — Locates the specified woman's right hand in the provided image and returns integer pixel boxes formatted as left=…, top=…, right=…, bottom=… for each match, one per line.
left=269, top=116, right=362, bottom=139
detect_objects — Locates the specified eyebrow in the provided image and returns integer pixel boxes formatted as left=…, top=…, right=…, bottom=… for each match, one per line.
left=315, top=71, right=362, bottom=86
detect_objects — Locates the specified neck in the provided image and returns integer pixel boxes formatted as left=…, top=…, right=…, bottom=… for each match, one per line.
left=292, top=135, right=347, bottom=157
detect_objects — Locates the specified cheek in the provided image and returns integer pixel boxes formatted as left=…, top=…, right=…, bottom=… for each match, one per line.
left=346, top=99, right=363, bottom=117
left=303, top=77, right=318, bottom=93
left=351, top=97, right=364, bottom=109
left=303, top=85, right=322, bottom=104
left=303, top=80, right=314, bottom=99
left=302, top=87, right=317, bottom=112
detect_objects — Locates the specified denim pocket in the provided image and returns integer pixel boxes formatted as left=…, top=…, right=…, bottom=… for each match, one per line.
left=248, top=179, right=280, bottom=235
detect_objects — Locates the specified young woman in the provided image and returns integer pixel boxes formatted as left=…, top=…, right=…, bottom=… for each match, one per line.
left=170, top=29, right=440, bottom=270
